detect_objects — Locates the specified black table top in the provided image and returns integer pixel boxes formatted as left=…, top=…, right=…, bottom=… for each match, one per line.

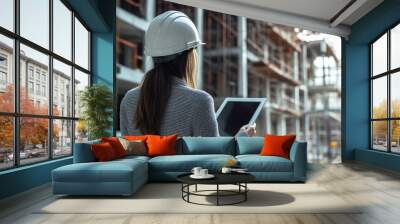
left=177, top=172, right=255, bottom=185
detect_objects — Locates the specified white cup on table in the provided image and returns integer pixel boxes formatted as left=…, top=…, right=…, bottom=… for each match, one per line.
left=200, top=169, right=208, bottom=176
left=191, top=167, right=202, bottom=176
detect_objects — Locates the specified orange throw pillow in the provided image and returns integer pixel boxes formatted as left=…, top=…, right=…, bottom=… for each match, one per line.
left=146, top=135, right=177, bottom=157
left=260, top=135, right=296, bottom=159
left=91, top=142, right=117, bottom=161
left=101, top=137, right=127, bottom=158
left=124, top=135, right=148, bottom=142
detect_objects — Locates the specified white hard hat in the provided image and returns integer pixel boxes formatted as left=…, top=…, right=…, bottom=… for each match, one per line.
left=144, top=11, right=204, bottom=58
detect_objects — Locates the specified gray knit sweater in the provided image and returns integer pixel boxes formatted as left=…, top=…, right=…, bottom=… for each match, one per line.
left=120, top=77, right=219, bottom=137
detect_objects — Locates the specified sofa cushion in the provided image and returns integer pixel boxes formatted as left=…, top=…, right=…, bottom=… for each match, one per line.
left=119, top=138, right=147, bottom=156
left=260, top=135, right=296, bottom=159
left=91, top=142, right=118, bottom=161
left=53, top=158, right=147, bottom=183
left=149, top=154, right=235, bottom=172
left=116, top=155, right=150, bottom=163
left=178, top=137, right=235, bottom=155
left=147, top=135, right=177, bottom=157
left=124, top=135, right=148, bottom=142
left=236, top=155, right=293, bottom=172
left=101, top=137, right=127, bottom=158
left=236, top=137, right=263, bottom=155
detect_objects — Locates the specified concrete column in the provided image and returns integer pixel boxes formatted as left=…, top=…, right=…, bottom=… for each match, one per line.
left=280, top=83, right=285, bottom=107
left=124, top=47, right=132, bottom=67
left=265, top=77, right=272, bottom=133
left=143, top=0, right=155, bottom=73
left=293, top=51, right=300, bottom=112
left=295, top=118, right=301, bottom=137
left=293, top=51, right=299, bottom=81
left=238, top=16, right=248, bottom=97
left=301, top=45, right=308, bottom=83
left=279, top=115, right=287, bottom=135
left=195, top=8, right=204, bottom=89
left=295, top=86, right=300, bottom=111
left=301, top=44, right=309, bottom=142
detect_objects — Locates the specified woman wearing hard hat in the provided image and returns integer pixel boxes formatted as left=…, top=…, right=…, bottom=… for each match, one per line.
left=120, top=11, right=255, bottom=137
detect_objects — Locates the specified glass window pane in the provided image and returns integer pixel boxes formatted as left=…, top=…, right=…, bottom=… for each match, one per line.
left=391, top=24, right=400, bottom=70
left=20, top=44, right=49, bottom=115
left=391, top=72, right=400, bottom=118
left=372, top=33, right=387, bottom=76
left=20, top=0, right=49, bottom=49
left=372, top=77, right=387, bottom=119
left=0, top=0, right=14, bottom=31
left=75, top=18, right=89, bottom=70
left=53, top=0, right=72, bottom=60
left=53, top=119, right=72, bottom=157
left=74, top=69, right=89, bottom=118
left=372, top=121, right=388, bottom=151
left=0, top=116, right=14, bottom=170
left=20, top=117, right=49, bottom=165
left=391, top=120, right=400, bottom=153
left=0, top=35, right=14, bottom=112
left=53, top=59, right=72, bottom=117
left=75, top=120, right=88, bottom=143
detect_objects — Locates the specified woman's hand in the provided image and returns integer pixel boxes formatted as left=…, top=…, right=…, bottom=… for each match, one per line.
left=240, top=123, right=257, bottom=137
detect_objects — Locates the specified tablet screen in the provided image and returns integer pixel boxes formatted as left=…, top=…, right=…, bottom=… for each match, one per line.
left=217, top=101, right=262, bottom=136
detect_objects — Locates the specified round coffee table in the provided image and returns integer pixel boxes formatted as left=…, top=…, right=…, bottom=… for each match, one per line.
left=177, top=173, right=255, bottom=206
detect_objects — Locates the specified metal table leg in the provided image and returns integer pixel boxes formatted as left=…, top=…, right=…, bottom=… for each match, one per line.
left=245, top=183, right=247, bottom=201
left=216, top=184, right=219, bottom=206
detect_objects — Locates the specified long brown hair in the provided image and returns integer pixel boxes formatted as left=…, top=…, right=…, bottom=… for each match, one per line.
left=134, top=49, right=198, bottom=134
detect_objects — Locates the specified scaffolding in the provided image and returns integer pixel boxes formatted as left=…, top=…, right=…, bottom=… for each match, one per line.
left=203, top=12, right=238, bottom=99
left=306, top=40, right=341, bottom=163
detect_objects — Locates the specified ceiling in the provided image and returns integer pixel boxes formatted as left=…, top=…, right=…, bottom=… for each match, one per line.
left=166, top=0, right=384, bottom=38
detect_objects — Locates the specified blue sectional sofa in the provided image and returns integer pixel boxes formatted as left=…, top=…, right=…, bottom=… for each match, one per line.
left=52, top=137, right=307, bottom=196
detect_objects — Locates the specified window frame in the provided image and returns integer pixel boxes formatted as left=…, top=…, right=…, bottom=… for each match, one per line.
left=370, top=21, right=400, bottom=154
left=0, top=0, right=92, bottom=171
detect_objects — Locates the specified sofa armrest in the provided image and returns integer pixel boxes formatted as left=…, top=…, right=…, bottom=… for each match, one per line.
left=289, top=141, right=307, bottom=181
left=73, top=140, right=99, bottom=163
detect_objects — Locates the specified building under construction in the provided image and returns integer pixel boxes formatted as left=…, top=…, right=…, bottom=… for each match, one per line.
left=116, top=0, right=341, bottom=162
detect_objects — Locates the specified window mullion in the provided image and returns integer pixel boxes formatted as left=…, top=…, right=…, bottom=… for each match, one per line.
left=71, top=11, right=76, bottom=155
left=48, top=0, right=54, bottom=160
left=370, top=45, right=373, bottom=149
left=388, top=30, right=391, bottom=152
left=13, top=0, right=21, bottom=167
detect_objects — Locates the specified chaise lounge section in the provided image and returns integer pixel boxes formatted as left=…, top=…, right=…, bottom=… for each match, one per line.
left=52, top=137, right=307, bottom=196
left=52, top=141, right=149, bottom=196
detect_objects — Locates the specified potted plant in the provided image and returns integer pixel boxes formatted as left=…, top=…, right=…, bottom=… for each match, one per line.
left=79, top=84, right=113, bottom=140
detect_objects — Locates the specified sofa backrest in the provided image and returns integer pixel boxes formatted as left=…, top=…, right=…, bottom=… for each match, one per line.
left=74, top=137, right=303, bottom=161
left=74, top=140, right=100, bottom=163
left=177, top=137, right=235, bottom=155
left=235, top=137, right=264, bottom=155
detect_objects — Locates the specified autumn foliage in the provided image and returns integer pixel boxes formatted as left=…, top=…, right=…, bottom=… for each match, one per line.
left=372, top=99, right=400, bottom=141
left=0, top=85, right=59, bottom=151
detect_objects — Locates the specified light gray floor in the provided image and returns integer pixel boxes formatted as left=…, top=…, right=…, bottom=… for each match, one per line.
left=1, top=162, right=400, bottom=224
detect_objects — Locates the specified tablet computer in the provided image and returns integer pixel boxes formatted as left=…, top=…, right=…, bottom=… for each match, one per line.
left=216, top=98, right=266, bottom=136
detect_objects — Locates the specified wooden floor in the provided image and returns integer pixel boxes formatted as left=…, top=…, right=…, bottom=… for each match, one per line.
left=1, top=162, right=400, bottom=224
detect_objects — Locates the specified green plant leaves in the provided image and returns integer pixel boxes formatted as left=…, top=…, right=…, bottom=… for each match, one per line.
left=79, top=84, right=113, bottom=140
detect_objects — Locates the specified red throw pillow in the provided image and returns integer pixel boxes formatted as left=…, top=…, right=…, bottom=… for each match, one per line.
left=91, top=142, right=117, bottom=161
left=124, top=135, right=148, bottom=142
left=101, top=137, right=126, bottom=158
left=260, top=135, right=296, bottom=159
left=146, top=135, right=177, bottom=157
